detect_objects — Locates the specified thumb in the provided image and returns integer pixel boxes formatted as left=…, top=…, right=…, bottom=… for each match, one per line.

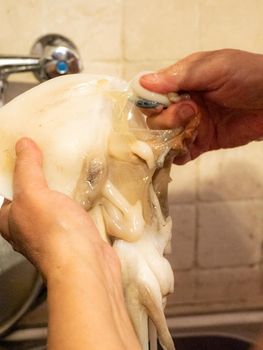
left=140, top=71, right=183, bottom=94
left=14, top=137, right=47, bottom=196
left=140, top=53, right=208, bottom=94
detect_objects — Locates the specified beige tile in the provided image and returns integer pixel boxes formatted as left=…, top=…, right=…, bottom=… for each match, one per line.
left=169, top=159, right=197, bottom=204
left=83, top=62, right=123, bottom=77
left=198, top=143, right=263, bottom=201
left=124, top=0, right=200, bottom=60
left=43, top=0, right=122, bottom=61
left=0, top=0, right=45, bottom=54
left=168, top=266, right=263, bottom=309
left=197, top=200, right=263, bottom=268
left=122, top=61, right=175, bottom=81
left=195, top=266, right=262, bottom=302
left=8, top=73, right=38, bottom=84
left=166, top=270, right=196, bottom=307
left=167, top=204, right=196, bottom=270
left=0, top=0, right=122, bottom=84
left=199, top=0, right=263, bottom=53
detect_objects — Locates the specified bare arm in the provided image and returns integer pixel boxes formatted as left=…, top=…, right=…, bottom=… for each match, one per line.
left=47, top=249, right=140, bottom=350
left=0, top=138, right=141, bottom=350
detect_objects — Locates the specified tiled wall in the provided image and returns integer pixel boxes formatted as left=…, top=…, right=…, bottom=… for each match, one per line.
left=1, top=0, right=263, bottom=315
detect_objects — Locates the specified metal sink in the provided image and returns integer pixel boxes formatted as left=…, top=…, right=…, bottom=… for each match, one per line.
left=159, top=335, right=251, bottom=350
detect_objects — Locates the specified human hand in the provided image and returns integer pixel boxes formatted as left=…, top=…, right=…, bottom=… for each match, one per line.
left=0, top=137, right=118, bottom=280
left=0, top=137, right=141, bottom=350
left=140, top=49, right=263, bottom=164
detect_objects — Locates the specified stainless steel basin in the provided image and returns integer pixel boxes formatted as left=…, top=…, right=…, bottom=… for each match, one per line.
left=1, top=307, right=262, bottom=349
left=1, top=335, right=251, bottom=350
left=168, top=335, right=250, bottom=350
left=0, top=237, right=42, bottom=336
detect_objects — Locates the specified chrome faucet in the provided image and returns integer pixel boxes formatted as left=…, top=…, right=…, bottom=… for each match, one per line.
left=0, top=34, right=82, bottom=105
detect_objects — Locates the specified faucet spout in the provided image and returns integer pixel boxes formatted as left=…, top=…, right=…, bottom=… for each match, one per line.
left=0, top=34, right=82, bottom=106
left=0, top=56, right=40, bottom=75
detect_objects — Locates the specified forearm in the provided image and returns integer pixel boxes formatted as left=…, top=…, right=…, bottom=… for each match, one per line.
left=46, top=257, right=141, bottom=350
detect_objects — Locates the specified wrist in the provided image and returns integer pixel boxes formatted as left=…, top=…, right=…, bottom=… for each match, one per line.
left=46, top=249, right=141, bottom=350
left=44, top=244, right=104, bottom=283
left=35, top=226, right=107, bottom=281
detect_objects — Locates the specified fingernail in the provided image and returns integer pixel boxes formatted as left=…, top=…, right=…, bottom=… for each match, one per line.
left=178, top=104, right=195, bottom=120
left=15, top=137, right=30, bottom=154
left=140, top=73, right=161, bottom=84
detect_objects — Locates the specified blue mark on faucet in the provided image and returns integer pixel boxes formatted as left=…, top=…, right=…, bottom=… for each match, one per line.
left=56, top=60, right=69, bottom=74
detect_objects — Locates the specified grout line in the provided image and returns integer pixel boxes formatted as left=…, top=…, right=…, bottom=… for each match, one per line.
left=120, top=0, right=125, bottom=78
left=195, top=198, right=263, bottom=204
left=193, top=159, right=199, bottom=268
left=197, top=0, right=202, bottom=51
left=41, top=0, right=47, bottom=35
left=174, top=263, right=261, bottom=273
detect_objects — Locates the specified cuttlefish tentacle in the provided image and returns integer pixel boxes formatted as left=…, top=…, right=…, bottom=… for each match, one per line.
left=114, top=237, right=174, bottom=350
left=138, top=282, right=175, bottom=350
left=107, top=134, right=175, bottom=350
left=125, top=286, right=149, bottom=350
